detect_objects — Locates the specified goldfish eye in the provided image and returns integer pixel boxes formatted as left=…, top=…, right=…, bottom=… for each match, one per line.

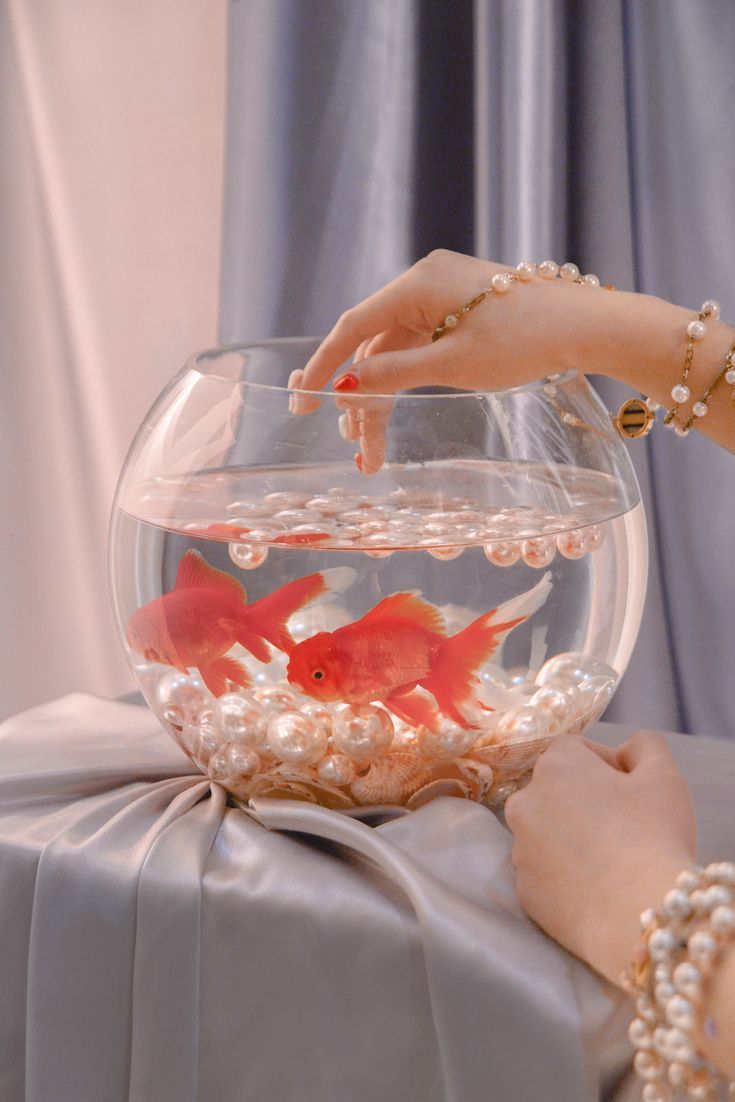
left=312, top=670, right=324, bottom=681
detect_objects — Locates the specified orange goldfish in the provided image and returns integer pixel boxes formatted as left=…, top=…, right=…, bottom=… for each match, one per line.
left=287, top=573, right=552, bottom=730
left=126, top=549, right=355, bottom=697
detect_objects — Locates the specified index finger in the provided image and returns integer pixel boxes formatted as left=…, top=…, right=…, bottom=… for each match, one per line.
left=299, top=272, right=417, bottom=395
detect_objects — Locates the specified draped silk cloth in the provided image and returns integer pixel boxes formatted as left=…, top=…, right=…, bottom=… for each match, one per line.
left=3, top=696, right=735, bottom=1101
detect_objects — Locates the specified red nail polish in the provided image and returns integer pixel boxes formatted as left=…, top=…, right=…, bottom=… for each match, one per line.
left=334, top=372, right=359, bottom=392
left=354, top=452, right=363, bottom=472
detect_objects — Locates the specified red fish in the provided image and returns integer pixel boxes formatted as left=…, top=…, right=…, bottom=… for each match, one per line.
left=126, top=549, right=354, bottom=697
left=286, top=574, right=552, bottom=730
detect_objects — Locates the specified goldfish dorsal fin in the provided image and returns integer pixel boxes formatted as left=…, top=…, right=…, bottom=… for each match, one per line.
left=359, top=592, right=445, bottom=635
left=175, top=549, right=246, bottom=601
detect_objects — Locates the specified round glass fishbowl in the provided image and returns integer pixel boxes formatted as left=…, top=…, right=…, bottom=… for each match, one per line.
left=110, top=339, right=647, bottom=812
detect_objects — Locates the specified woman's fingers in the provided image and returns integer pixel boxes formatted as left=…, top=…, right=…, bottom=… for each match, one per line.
left=615, top=730, right=674, bottom=774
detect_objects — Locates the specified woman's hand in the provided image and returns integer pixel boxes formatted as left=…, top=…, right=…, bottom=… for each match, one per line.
left=290, top=250, right=622, bottom=473
left=504, top=730, right=697, bottom=986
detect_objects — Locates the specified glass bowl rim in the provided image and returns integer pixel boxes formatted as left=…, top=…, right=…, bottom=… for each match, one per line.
left=186, top=340, right=578, bottom=401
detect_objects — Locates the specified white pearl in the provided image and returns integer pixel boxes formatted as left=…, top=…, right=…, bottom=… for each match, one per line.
left=687, top=929, right=717, bottom=963
left=428, top=545, right=464, bottom=561
left=496, top=705, right=550, bottom=742
left=267, top=710, right=328, bottom=765
left=556, top=528, right=588, bottom=560
left=654, top=963, right=672, bottom=984
left=676, top=868, right=701, bottom=893
left=229, top=541, right=269, bottom=570
left=253, top=685, right=299, bottom=714
left=634, top=1050, right=665, bottom=1081
left=417, top=722, right=478, bottom=759
left=652, top=1025, right=670, bottom=1054
left=198, top=723, right=221, bottom=756
left=207, top=750, right=231, bottom=782
left=560, top=262, right=580, bottom=281
left=725, top=367, right=735, bottom=385
left=637, top=994, right=658, bottom=1024
left=491, top=272, right=512, bottom=294
left=671, top=383, right=691, bottom=403
left=642, top=1083, right=672, bottom=1102
left=444, top=313, right=459, bottom=328
left=226, top=744, right=261, bottom=775
left=713, top=860, right=735, bottom=885
left=583, top=273, right=601, bottom=286
left=654, top=980, right=677, bottom=1006
left=648, top=927, right=677, bottom=961
left=645, top=396, right=660, bottom=411
left=674, top=425, right=689, bottom=437
left=516, top=261, right=535, bottom=281
left=156, top=671, right=210, bottom=721
left=216, top=693, right=268, bottom=746
left=666, top=994, right=695, bottom=1030
left=520, top=536, right=556, bottom=568
left=662, top=888, right=693, bottom=920
left=538, top=260, right=559, bottom=279
left=692, top=401, right=708, bottom=417
left=711, top=904, right=735, bottom=934
left=317, top=753, right=357, bottom=787
left=666, top=1062, right=688, bottom=1090
left=687, top=319, right=707, bottom=341
left=701, top=883, right=733, bottom=911
left=332, top=704, right=394, bottom=759
left=673, top=960, right=702, bottom=999
left=483, top=540, right=521, bottom=567
left=666, top=1026, right=695, bottom=1063
left=700, top=299, right=720, bottom=318
left=628, top=1017, right=653, bottom=1049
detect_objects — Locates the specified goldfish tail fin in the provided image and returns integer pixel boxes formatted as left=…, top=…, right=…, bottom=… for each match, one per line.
left=418, top=575, right=552, bottom=728
left=244, top=567, right=356, bottom=654
left=384, top=689, right=442, bottom=732
left=198, top=655, right=251, bottom=697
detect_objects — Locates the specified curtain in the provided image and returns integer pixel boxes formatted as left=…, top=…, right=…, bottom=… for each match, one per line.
left=0, top=0, right=227, bottom=720
left=221, top=0, right=735, bottom=737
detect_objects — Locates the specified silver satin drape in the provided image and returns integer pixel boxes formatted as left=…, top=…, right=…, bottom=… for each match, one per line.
left=219, top=0, right=735, bottom=738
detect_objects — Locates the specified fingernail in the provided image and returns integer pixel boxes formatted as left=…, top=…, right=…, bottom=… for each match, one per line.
left=334, top=372, right=359, bottom=392
left=288, top=369, right=303, bottom=389
left=338, top=413, right=350, bottom=440
left=354, top=451, right=363, bottom=472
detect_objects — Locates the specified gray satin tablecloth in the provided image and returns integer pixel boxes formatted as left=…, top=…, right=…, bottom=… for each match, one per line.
left=1, top=695, right=734, bottom=1102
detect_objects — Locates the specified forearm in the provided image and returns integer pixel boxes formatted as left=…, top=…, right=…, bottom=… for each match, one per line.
left=580, top=289, right=735, bottom=451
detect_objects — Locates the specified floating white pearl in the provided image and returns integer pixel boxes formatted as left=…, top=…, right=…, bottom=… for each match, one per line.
left=483, top=540, right=521, bottom=566
left=671, top=383, right=691, bottom=404
left=216, top=693, right=268, bottom=746
left=692, top=401, right=708, bottom=418
left=317, top=753, right=357, bottom=787
left=556, top=528, right=588, bottom=560
left=583, top=273, right=601, bottom=287
left=298, top=701, right=333, bottom=735
left=520, top=536, right=555, bottom=568
left=264, top=491, right=309, bottom=509
left=585, top=524, right=604, bottom=551
left=226, top=744, right=262, bottom=775
left=560, top=262, right=580, bottom=281
left=491, top=272, right=512, bottom=294
left=700, top=299, right=720, bottom=318
left=427, top=545, right=464, bottom=560
left=686, top=320, right=707, bottom=341
left=417, top=722, right=478, bottom=760
left=229, top=541, right=269, bottom=569
left=267, top=710, right=328, bottom=765
left=538, top=260, right=559, bottom=279
left=332, top=704, right=394, bottom=759
left=516, top=261, right=535, bottom=281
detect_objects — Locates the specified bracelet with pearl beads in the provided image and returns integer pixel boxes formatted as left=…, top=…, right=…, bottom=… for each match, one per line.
left=622, top=861, right=735, bottom=1100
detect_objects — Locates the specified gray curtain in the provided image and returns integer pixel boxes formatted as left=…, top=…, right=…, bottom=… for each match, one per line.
left=219, top=0, right=735, bottom=739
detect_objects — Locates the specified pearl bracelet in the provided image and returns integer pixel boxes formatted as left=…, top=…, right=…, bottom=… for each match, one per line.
left=622, top=862, right=735, bottom=1101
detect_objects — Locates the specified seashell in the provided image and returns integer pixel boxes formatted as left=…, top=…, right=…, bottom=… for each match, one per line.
left=466, top=736, right=552, bottom=777
left=350, top=752, right=436, bottom=806
left=406, top=778, right=473, bottom=810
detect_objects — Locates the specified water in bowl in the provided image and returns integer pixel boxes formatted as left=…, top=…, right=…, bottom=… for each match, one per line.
left=111, top=458, right=646, bottom=811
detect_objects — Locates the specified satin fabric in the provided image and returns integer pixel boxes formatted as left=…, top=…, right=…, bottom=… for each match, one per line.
left=3, top=696, right=735, bottom=1100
